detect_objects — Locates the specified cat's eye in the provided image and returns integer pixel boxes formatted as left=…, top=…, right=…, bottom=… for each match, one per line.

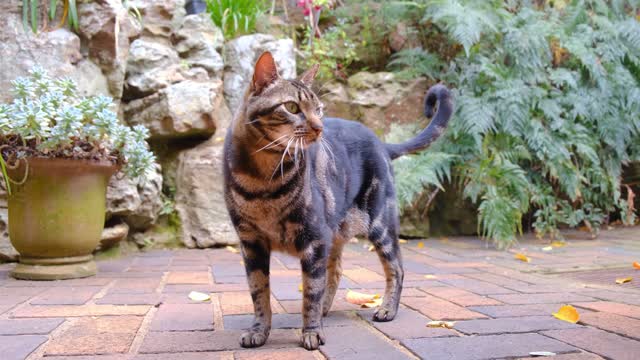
left=284, top=102, right=300, bottom=114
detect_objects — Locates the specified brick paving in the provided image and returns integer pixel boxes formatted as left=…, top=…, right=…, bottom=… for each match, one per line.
left=0, top=226, right=639, bottom=359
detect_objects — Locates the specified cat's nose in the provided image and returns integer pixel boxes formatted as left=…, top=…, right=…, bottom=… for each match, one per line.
left=310, top=122, right=323, bottom=137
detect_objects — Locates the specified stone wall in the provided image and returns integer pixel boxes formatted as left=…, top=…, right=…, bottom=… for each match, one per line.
left=0, top=0, right=446, bottom=257
left=0, top=0, right=297, bottom=257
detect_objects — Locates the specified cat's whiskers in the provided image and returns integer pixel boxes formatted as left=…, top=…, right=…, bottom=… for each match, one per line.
left=270, top=137, right=294, bottom=181
left=254, top=134, right=289, bottom=154
left=320, top=137, right=335, bottom=162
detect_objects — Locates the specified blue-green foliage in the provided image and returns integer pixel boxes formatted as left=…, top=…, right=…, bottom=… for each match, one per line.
left=1, top=67, right=156, bottom=179
left=389, top=0, right=640, bottom=247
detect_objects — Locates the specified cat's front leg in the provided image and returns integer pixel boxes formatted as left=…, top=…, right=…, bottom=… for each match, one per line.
left=300, top=240, right=328, bottom=350
left=239, top=238, right=272, bottom=348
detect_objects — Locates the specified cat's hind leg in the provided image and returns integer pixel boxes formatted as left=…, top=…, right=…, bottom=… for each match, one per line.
left=368, top=208, right=404, bottom=322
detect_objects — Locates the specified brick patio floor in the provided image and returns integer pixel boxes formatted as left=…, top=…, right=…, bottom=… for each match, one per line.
left=1, top=226, right=640, bottom=359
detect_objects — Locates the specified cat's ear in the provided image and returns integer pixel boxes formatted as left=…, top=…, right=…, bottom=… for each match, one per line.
left=251, top=52, right=279, bottom=94
left=298, top=64, right=320, bottom=86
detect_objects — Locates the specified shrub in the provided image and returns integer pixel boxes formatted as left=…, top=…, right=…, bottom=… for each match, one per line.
left=0, top=67, right=156, bottom=190
left=388, top=0, right=640, bottom=247
left=205, top=0, right=265, bottom=38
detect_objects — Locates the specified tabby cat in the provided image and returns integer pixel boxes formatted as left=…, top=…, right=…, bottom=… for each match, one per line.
left=223, top=52, right=453, bottom=350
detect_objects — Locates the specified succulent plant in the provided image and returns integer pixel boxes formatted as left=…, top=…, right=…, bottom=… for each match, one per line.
left=0, top=66, right=156, bottom=179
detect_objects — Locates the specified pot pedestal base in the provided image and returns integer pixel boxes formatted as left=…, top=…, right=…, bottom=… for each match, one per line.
left=11, top=255, right=97, bottom=280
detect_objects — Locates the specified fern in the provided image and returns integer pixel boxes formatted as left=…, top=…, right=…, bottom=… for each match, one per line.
left=388, top=0, right=640, bottom=247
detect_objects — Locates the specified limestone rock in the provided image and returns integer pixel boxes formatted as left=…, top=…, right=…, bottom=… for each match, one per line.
left=0, top=14, right=111, bottom=102
left=77, top=0, right=140, bottom=98
left=129, top=0, right=186, bottom=39
left=322, top=72, right=429, bottom=132
left=124, top=79, right=230, bottom=139
left=106, top=166, right=163, bottom=231
left=0, top=208, right=17, bottom=262
left=175, top=135, right=238, bottom=248
left=125, top=39, right=184, bottom=99
left=99, top=222, right=130, bottom=250
left=173, top=14, right=224, bottom=77
left=223, top=34, right=296, bottom=114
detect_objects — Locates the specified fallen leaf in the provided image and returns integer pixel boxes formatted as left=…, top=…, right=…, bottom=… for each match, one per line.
left=529, top=351, right=557, bottom=357
left=440, top=237, right=450, bottom=242
left=188, top=291, right=211, bottom=302
left=633, top=262, right=640, bottom=269
left=514, top=253, right=531, bottom=263
left=551, top=241, right=566, bottom=248
left=360, top=298, right=383, bottom=308
left=616, top=277, right=632, bottom=284
left=417, top=242, right=425, bottom=249
left=426, top=320, right=455, bottom=329
left=226, top=245, right=240, bottom=254
left=215, top=137, right=224, bottom=142
left=542, top=246, right=553, bottom=252
left=368, top=245, right=375, bottom=252
left=424, top=274, right=437, bottom=279
left=553, top=304, right=580, bottom=323
left=298, top=283, right=303, bottom=292
left=346, top=290, right=381, bottom=305
left=399, top=239, right=408, bottom=244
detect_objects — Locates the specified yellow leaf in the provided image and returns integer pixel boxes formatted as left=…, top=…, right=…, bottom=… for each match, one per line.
left=346, top=290, right=381, bottom=305
left=226, top=245, right=240, bottom=254
left=542, top=246, right=553, bottom=252
left=515, top=253, right=531, bottom=263
left=426, top=320, right=455, bottom=329
left=360, top=298, right=383, bottom=308
left=633, top=262, right=640, bottom=269
left=298, top=283, right=303, bottom=292
left=399, top=239, right=408, bottom=244
left=215, top=137, right=224, bottom=142
left=417, top=242, right=424, bottom=249
left=368, top=245, right=375, bottom=252
left=424, top=275, right=437, bottom=279
left=188, top=291, right=211, bottom=302
left=529, top=351, right=557, bottom=357
left=553, top=305, right=580, bottom=323
left=551, top=241, right=566, bottom=248
left=616, top=277, right=632, bottom=284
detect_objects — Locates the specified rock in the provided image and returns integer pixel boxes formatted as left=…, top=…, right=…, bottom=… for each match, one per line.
left=106, top=166, right=163, bottom=231
left=129, top=0, right=186, bottom=39
left=0, top=207, right=17, bottom=262
left=388, top=22, right=422, bottom=53
left=0, top=13, right=112, bottom=102
left=127, top=166, right=164, bottom=230
left=99, top=222, right=130, bottom=250
left=175, top=134, right=238, bottom=248
left=321, top=72, right=429, bottom=133
left=223, top=34, right=296, bottom=114
left=124, top=39, right=185, bottom=99
left=124, top=79, right=230, bottom=139
left=77, top=0, right=141, bottom=98
left=173, top=13, right=225, bottom=77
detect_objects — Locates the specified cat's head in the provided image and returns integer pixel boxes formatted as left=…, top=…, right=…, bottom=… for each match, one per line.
left=242, top=52, right=324, bottom=148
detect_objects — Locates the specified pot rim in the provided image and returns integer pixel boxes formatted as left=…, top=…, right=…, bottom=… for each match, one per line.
left=7, top=156, right=120, bottom=177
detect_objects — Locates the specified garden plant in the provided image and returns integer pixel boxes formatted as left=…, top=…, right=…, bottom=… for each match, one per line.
left=0, top=67, right=155, bottom=279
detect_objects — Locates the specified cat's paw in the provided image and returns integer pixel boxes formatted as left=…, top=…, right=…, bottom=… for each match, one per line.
left=372, top=306, right=397, bottom=322
left=301, top=329, right=325, bottom=350
left=239, top=330, right=269, bottom=348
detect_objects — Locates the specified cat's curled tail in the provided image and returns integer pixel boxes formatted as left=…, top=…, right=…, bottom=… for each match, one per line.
left=385, top=83, right=453, bottom=160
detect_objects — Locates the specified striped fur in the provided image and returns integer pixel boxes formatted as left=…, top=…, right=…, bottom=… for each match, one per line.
left=223, top=52, right=453, bottom=350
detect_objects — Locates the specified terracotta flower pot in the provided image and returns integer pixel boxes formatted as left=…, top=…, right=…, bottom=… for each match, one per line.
left=7, top=157, right=117, bottom=280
